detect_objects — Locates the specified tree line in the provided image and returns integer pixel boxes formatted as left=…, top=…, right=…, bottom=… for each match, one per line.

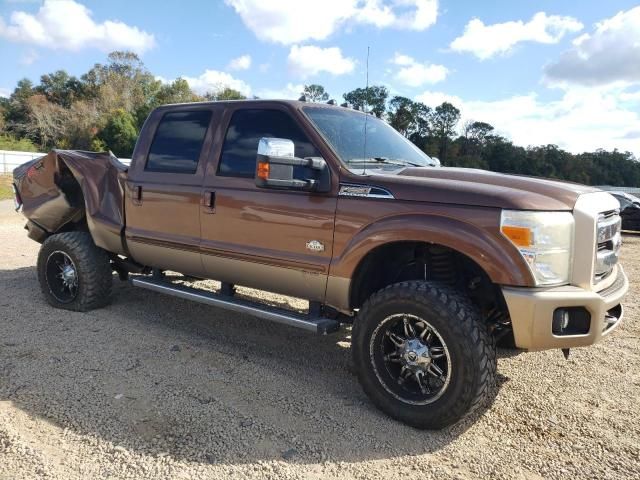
left=1, top=51, right=638, bottom=187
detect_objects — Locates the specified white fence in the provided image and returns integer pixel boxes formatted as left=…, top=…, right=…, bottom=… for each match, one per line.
left=0, top=150, right=43, bottom=174
left=1, top=150, right=130, bottom=174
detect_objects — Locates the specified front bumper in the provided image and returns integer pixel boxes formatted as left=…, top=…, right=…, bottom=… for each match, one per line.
left=502, top=265, right=628, bottom=351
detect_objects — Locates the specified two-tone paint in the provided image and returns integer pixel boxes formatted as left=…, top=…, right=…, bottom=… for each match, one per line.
left=13, top=100, right=626, bottom=350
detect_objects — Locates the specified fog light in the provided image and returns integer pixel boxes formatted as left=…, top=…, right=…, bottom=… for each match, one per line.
left=553, top=309, right=569, bottom=333
left=553, top=307, right=591, bottom=335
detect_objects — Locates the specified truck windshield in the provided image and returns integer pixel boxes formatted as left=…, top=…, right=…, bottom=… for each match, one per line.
left=302, top=106, right=436, bottom=171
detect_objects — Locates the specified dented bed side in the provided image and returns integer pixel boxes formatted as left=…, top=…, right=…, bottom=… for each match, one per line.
left=12, top=150, right=127, bottom=254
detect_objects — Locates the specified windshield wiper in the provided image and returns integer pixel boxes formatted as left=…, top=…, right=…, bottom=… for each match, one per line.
left=348, top=157, right=424, bottom=167
left=373, top=157, right=425, bottom=167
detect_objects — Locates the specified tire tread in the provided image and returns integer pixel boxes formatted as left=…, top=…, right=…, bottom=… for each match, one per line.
left=352, top=281, right=497, bottom=429
left=37, top=232, right=112, bottom=312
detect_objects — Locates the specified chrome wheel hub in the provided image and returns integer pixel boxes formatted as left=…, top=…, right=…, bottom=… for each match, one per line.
left=60, top=264, right=77, bottom=288
left=45, top=251, right=79, bottom=303
left=402, top=339, right=432, bottom=371
left=370, top=314, right=452, bottom=405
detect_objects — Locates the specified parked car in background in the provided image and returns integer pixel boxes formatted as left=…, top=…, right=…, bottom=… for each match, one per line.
left=610, top=191, right=640, bottom=231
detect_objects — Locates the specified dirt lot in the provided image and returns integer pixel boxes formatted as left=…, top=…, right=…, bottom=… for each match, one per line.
left=0, top=199, right=638, bottom=480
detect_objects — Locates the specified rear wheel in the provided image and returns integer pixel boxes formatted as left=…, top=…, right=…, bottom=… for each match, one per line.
left=352, top=281, right=497, bottom=429
left=37, top=232, right=112, bottom=311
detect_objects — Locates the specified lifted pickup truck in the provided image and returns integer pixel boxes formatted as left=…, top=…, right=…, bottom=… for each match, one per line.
left=12, top=100, right=628, bottom=429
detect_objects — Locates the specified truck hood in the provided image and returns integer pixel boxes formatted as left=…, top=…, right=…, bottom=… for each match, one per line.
left=360, top=167, right=599, bottom=210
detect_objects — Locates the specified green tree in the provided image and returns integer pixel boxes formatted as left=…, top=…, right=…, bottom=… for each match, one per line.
left=466, top=121, right=493, bottom=144
left=155, top=78, right=201, bottom=105
left=343, top=85, right=388, bottom=117
left=4, top=79, right=35, bottom=139
left=387, top=96, right=432, bottom=141
left=36, top=70, right=83, bottom=108
left=460, top=120, right=494, bottom=157
left=387, top=96, right=415, bottom=136
left=99, top=109, right=138, bottom=157
left=302, top=84, right=330, bottom=102
left=203, top=87, right=246, bottom=101
left=0, top=134, right=38, bottom=151
left=431, top=102, right=461, bottom=163
left=82, top=51, right=159, bottom=127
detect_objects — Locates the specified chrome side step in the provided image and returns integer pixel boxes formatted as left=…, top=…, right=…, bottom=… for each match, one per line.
left=129, top=276, right=341, bottom=335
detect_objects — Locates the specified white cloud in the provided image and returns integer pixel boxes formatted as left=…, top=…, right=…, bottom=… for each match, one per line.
left=544, top=6, right=640, bottom=87
left=178, top=70, right=251, bottom=96
left=288, top=45, right=355, bottom=78
left=227, top=54, right=251, bottom=71
left=0, top=87, right=10, bottom=98
left=0, top=0, right=155, bottom=54
left=224, top=0, right=438, bottom=45
left=255, top=83, right=305, bottom=100
left=391, top=53, right=448, bottom=87
left=415, top=87, right=640, bottom=156
left=450, top=12, right=583, bottom=60
left=620, top=89, right=640, bottom=103
left=415, top=90, right=463, bottom=108
left=355, top=0, right=438, bottom=30
left=406, top=0, right=439, bottom=30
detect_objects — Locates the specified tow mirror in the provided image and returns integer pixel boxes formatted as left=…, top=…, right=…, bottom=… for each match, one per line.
left=255, top=137, right=329, bottom=192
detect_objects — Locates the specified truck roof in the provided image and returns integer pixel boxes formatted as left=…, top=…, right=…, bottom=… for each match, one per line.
left=155, top=99, right=352, bottom=111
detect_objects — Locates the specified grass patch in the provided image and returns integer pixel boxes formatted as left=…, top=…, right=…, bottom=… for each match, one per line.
left=0, top=175, right=14, bottom=201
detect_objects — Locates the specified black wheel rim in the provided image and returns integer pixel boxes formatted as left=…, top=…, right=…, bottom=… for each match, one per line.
left=369, top=314, right=452, bottom=405
left=45, top=251, right=79, bottom=304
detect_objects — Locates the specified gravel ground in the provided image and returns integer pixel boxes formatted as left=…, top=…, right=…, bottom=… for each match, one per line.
left=0, top=199, right=639, bottom=479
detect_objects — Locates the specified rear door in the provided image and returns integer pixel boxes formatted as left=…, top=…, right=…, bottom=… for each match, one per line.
left=200, top=105, right=339, bottom=301
left=124, top=106, right=218, bottom=277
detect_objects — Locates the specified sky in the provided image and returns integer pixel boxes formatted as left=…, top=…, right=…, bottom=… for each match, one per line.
left=0, top=0, right=639, bottom=156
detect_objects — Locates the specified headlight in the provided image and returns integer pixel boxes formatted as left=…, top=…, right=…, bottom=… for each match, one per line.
left=500, top=210, right=574, bottom=286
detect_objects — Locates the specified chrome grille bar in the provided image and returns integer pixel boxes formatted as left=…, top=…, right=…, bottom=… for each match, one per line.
left=594, top=210, right=621, bottom=282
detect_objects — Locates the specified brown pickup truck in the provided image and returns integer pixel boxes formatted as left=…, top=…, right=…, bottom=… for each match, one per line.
left=12, top=100, right=628, bottom=429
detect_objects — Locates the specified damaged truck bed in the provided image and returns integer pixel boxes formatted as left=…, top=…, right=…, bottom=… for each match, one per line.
left=14, top=150, right=127, bottom=254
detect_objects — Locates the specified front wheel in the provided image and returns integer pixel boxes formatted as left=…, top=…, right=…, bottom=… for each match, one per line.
left=37, top=232, right=113, bottom=311
left=352, top=281, right=497, bottom=429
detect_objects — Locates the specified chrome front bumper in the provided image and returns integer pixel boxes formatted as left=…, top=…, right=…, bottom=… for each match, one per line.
left=502, top=265, right=628, bottom=351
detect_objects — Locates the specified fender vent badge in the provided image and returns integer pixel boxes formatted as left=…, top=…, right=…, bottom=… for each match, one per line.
left=339, top=185, right=371, bottom=197
left=339, top=183, right=394, bottom=199
left=306, top=240, right=325, bottom=252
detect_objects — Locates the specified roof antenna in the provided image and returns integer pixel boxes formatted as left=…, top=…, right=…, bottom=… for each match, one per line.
left=361, top=46, right=370, bottom=176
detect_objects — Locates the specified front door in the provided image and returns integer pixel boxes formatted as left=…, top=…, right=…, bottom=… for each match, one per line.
left=200, top=106, right=338, bottom=301
left=125, top=107, right=216, bottom=277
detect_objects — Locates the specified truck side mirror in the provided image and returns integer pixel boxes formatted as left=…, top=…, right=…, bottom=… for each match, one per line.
left=255, top=137, right=330, bottom=192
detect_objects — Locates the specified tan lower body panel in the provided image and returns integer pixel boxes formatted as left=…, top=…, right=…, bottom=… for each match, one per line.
left=201, top=253, right=328, bottom=303
left=127, top=240, right=205, bottom=278
left=502, top=265, right=628, bottom=351
left=325, top=276, right=351, bottom=314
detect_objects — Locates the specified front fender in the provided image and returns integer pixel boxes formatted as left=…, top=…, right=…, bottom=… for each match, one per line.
left=327, top=212, right=534, bottom=309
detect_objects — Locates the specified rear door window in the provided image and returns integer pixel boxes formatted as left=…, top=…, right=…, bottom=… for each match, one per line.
left=146, top=110, right=212, bottom=174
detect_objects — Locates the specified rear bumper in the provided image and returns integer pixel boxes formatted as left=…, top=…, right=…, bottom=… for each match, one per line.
left=502, top=266, right=628, bottom=351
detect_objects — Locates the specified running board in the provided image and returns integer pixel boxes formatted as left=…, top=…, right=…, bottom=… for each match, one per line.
left=129, top=276, right=341, bottom=335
